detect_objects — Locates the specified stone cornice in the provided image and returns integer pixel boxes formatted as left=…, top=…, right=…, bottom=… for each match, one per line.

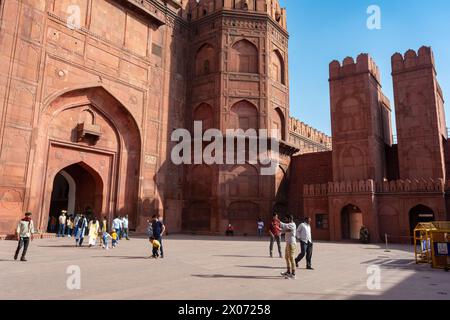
left=187, top=9, right=289, bottom=39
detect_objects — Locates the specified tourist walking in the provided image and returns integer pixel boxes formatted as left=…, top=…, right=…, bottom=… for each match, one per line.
left=75, top=213, right=88, bottom=247
left=269, top=213, right=282, bottom=258
left=14, top=212, right=35, bottom=262
left=295, top=217, right=314, bottom=270
left=278, top=215, right=297, bottom=279
left=49, top=216, right=57, bottom=233
left=112, top=216, right=122, bottom=243
left=57, top=210, right=67, bottom=237
left=73, top=213, right=80, bottom=238
left=149, top=237, right=161, bottom=259
left=152, top=214, right=165, bottom=258
left=66, top=217, right=73, bottom=237
left=295, top=217, right=313, bottom=270
left=88, top=217, right=100, bottom=247
left=100, top=216, right=108, bottom=247
left=122, top=215, right=130, bottom=240
left=257, top=218, right=264, bottom=238
left=111, top=229, right=118, bottom=248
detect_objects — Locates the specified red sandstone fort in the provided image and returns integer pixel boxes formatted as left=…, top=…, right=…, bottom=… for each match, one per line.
left=0, top=0, right=448, bottom=242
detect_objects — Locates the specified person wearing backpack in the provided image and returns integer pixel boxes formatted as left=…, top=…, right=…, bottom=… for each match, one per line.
left=14, top=212, right=35, bottom=262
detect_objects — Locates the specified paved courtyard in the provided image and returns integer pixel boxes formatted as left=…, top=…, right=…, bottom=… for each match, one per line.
left=0, top=235, right=448, bottom=300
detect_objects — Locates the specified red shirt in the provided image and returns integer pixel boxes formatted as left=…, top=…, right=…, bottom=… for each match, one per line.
left=270, top=220, right=281, bottom=236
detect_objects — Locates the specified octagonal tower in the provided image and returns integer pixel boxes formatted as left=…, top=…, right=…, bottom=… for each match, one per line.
left=182, top=0, right=294, bottom=235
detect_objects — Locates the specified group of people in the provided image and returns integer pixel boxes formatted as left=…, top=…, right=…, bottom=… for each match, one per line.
left=266, top=213, right=314, bottom=280
left=13, top=210, right=167, bottom=261
left=15, top=208, right=314, bottom=279
left=225, top=214, right=314, bottom=280
left=51, top=210, right=130, bottom=249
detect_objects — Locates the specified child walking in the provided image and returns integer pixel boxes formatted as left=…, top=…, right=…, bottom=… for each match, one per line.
left=149, top=237, right=161, bottom=259
left=111, top=229, right=118, bottom=248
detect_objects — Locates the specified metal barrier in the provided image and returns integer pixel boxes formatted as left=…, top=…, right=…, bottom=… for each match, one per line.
left=430, top=222, right=450, bottom=270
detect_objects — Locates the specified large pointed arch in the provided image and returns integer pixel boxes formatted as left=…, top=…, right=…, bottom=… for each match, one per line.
left=230, top=39, right=259, bottom=73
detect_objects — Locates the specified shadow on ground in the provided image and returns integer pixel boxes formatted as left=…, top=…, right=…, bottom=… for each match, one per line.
left=192, top=274, right=282, bottom=280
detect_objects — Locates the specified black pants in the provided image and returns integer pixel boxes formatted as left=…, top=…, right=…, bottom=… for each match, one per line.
left=295, top=241, right=313, bottom=268
left=269, top=235, right=282, bottom=256
left=15, top=237, right=30, bottom=259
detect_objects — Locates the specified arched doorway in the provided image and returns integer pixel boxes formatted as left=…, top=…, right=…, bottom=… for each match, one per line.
left=30, top=86, right=142, bottom=233
left=409, top=205, right=435, bottom=234
left=341, top=204, right=363, bottom=240
left=48, top=162, right=104, bottom=230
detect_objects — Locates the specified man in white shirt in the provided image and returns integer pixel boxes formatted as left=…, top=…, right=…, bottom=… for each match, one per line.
left=295, top=217, right=313, bottom=270
left=278, top=215, right=297, bottom=279
left=112, top=216, right=122, bottom=242
left=122, top=215, right=130, bottom=240
left=14, top=212, right=35, bottom=261
left=57, top=210, right=67, bottom=237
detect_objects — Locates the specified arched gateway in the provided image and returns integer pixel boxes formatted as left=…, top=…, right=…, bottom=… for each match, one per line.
left=26, top=87, right=142, bottom=232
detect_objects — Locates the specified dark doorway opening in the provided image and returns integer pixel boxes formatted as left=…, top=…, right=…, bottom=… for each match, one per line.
left=409, top=205, right=435, bottom=235
left=48, top=162, right=103, bottom=232
left=341, top=204, right=363, bottom=240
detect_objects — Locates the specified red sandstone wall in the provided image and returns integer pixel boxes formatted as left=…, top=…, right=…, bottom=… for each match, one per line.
left=392, top=46, right=447, bottom=180
left=0, top=0, right=186, bottom=234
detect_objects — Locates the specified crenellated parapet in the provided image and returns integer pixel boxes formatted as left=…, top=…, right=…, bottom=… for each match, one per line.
left=303, top=180, right=375, bottom=196
left=289, top=117, right=332, bottom=150
left=391, top=46, right=435, bottom=74
left=378, top=178, right=445, bottom=193
left=329, top=53, right=381, bottom=84
left=303, top=178, right=447, bottom=197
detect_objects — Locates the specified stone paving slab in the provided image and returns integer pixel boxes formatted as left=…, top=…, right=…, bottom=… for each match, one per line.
left=0, top=235, right=449, bottom=300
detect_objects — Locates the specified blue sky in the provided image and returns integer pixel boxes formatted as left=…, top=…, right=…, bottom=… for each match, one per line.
left=280, top=0, right=450, bottom=136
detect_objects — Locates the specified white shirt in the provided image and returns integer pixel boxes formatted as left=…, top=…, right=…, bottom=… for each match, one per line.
left=59, top=215, right=66, bottom=224
left=112, top=218, right=121, bottom=230
left=296, top=223, right=312, bottom=243
left=257, top=221, right=264, bottom=230
left=122, top=217, right=129, bottom=228
left=279, top=222, right=297, bottom=245
left=17, top=220, right=34, bottom=238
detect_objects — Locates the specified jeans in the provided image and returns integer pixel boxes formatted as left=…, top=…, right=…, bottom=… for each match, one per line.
left=295, top=241, right=313, bottom=268
left=269, top=235, right=282, bottom=256
left=15, top=237, right=30, bottom=259
left=155, top=236, right=164, bottom=257
left=123, top=228, right=129, bottom=240
left=57, top=224, right=66, bottom=237
left=258, top=229, right=263, bottom=237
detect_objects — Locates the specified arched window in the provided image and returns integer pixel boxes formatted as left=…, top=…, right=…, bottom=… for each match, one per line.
left=229, top=100, right=259, bottom=130
left=271, top=50, right=285, bottom=84
left=230, top=40, right=258, bottom=74
left=195, top=44, right=215, bottom=76
left=272, top=107, right=286, bottom=140
left=193, top=103, right=214, bottom=131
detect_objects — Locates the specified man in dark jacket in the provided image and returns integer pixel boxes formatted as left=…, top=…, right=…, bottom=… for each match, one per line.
left=152, top=214, right=166, bottom=258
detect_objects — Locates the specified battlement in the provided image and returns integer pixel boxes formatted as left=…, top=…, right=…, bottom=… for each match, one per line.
left=302, top=178, right=446, bottom=197
left=391, top=46, right=435, bottom=74
left=289, top=117, right=332, bottom=148
left=303, top=180, right=375, bottom=196
left=329, top=53, right=381, bottom=83
left=378, top=178, right=445, bottom=193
